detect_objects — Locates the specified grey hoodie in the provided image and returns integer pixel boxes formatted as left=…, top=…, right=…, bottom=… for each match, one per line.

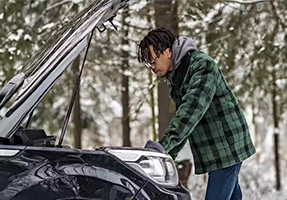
left=171, top=36, right=197, bottom=70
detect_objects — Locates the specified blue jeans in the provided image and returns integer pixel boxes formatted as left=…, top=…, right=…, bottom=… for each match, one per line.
left=205, top=163, right=242, bottom=200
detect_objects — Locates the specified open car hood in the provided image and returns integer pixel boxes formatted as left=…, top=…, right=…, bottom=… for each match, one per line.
left=0, top=0, right=128, bottom=138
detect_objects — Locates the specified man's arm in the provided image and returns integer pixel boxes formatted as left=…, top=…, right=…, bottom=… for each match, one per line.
left=159, top=58, right=220, bottom=159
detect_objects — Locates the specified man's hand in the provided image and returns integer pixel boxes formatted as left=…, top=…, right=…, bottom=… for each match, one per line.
left=144, top=140, right=165, bottom=153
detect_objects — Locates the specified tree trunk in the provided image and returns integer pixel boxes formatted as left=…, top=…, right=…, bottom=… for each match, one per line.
left=154, top=0, right=178, bottom=139
left=72, top=55, right=82, bottom=149
left=252, top=97, right=260, bottom=163
left=270, top=1, right=281, bottom=190
left=148, top=71, right=157, bottom=141
left=154, top=0, right=192, bottom=187
left=271, top=69, right=281, bottom=191
left=146, top=2, right=157, bottom=141
left=121, top=6, right=131, bottom=147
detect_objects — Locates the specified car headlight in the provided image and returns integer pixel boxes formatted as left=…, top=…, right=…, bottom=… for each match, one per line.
left=107, top=149, right=178, bottom=187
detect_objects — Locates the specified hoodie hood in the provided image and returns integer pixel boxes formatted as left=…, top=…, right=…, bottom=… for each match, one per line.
left=171, top=36, right=197, bottom=69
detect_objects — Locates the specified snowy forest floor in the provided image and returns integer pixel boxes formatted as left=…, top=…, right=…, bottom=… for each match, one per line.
left=187, top=158, right=287, bottom=200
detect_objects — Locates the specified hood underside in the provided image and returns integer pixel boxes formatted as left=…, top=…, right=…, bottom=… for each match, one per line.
left=0, top=0, right=128, bottom=139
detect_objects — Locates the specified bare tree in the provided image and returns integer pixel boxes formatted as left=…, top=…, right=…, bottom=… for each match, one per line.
left=154, top=0, right=178, bottom=139
left=72, top=55, right=82, bottom=149
left=121, top=6, right=131, bottom=147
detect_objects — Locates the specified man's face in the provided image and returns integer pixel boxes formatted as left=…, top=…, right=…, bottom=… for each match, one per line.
left=147, top=45, right=173, bottom=77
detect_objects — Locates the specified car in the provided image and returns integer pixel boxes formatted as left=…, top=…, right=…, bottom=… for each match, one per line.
left=0, top=0, right=191, bottom=199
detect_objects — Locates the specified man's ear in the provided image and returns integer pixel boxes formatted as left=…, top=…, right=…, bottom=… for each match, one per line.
left=165, top=48, right=172, bottom=59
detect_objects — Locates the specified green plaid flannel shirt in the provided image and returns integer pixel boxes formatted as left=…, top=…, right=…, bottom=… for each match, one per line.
left=159, top=50, right=256, bottom=174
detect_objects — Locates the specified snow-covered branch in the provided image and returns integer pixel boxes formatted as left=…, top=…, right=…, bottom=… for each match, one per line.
left=225, top=0, right=269, bottom=4
left=46, top=0, right=71, bottom=12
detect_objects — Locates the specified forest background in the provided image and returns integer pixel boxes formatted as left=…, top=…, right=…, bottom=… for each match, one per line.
left=0, top=0, right=287, bottom=199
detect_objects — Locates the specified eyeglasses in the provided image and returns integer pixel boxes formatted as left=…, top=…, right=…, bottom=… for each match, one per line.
left=144, top=55, right=159, bottom=70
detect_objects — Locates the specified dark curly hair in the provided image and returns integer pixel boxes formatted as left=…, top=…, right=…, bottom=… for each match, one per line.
left=138, top=28, right=177, bottom=64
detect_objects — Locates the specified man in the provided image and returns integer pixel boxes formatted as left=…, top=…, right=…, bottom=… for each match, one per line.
left=138, top=28, right=256, bottom=200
